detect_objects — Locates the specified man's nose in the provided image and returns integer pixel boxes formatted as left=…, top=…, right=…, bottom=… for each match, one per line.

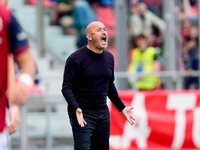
left=102, top=30, right=107, bottom=34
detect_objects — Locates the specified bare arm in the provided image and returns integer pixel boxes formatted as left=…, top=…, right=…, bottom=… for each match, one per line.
left=7, top=51, right=36, bottom=105
left=6, top=52, right=36, bottom=135
left=17, top=51, right=36, bottom=78
left=7, top=55, right=28, bottom=105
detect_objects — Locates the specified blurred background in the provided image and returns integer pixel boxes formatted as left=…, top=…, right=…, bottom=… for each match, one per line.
left=7, top=0, right=200, bottom=149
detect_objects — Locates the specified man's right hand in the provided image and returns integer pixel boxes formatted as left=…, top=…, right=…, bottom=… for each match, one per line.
left=76, top=108, right=87, bottom=127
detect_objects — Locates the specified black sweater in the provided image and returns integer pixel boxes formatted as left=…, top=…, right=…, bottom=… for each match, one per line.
left=61, top=46, right=125, bottom=113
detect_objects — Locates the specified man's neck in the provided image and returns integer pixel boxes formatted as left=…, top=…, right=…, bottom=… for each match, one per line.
left=87, top=44, right=103, bottom=54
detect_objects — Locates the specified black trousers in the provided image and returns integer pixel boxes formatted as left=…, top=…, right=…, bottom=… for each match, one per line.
left=68, top=111, right=110, bottom=150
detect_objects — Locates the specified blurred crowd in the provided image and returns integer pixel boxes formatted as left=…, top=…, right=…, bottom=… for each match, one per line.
left=26, top=0, right=199, bottom=90
left=27, top=0, right=115, bottom=48
left=128, top=0, right=199, bottom=90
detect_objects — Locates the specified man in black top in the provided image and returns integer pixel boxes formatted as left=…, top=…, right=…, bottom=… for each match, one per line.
left=62, top=21, right=135, bottom=150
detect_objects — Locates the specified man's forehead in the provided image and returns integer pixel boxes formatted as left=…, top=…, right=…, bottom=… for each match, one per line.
left=95, top=24, right=106, bottom=30
left=88, top=22, right=104, bottom=29
left=92, top=22, right=105, bottom=29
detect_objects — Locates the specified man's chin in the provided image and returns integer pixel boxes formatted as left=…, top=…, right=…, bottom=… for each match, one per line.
left=101, top=44, right=108, bottom=49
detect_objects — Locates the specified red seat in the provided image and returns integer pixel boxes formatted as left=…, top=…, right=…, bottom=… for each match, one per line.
left=96, top=6, right=116, bottom=38
left=28, top=0, right=56, bottom=8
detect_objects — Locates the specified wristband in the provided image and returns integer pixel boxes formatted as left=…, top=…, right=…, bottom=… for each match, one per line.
left=18, top=73, right=33, bottom=87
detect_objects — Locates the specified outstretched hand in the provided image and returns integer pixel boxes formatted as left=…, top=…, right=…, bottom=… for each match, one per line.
left=76, top=108, right=87, bottom=127
left=121, top=107, right=135, bottom=125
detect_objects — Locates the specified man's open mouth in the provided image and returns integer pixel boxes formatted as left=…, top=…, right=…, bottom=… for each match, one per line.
left=101, top=36, right=107, bottom=43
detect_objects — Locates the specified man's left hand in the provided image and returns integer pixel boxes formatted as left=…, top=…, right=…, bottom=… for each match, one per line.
left=121, top=107, right=135, bottom=125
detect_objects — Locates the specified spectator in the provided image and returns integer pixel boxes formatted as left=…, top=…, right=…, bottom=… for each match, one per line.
left=184, top=25, right=198, bottom=45
left=182, top=0, right=198, bottom=25
left=142, top=0, right=163, bottom=17
left=130, top=0, right=163, bottom=16
left=182, top=39, right=199, bottom=89
left=129, top=2, right=165, bottom=47
left=181, top=20, right=191, bottom=44
left=61, top=0, right=97, bottom=48
left=182, top=25, right=199, bottom=89
left=182, top=24, right=198, bottom=61
left=127, top=34, right=161, bottom=90
left=51, top=0, right=75, bottom=26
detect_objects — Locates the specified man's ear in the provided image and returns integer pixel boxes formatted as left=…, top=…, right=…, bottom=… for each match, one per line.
left=86, top=34, right=92, bottom=41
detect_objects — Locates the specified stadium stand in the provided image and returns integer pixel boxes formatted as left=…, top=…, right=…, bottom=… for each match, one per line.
left=9, top=0, right=77, bottom=62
